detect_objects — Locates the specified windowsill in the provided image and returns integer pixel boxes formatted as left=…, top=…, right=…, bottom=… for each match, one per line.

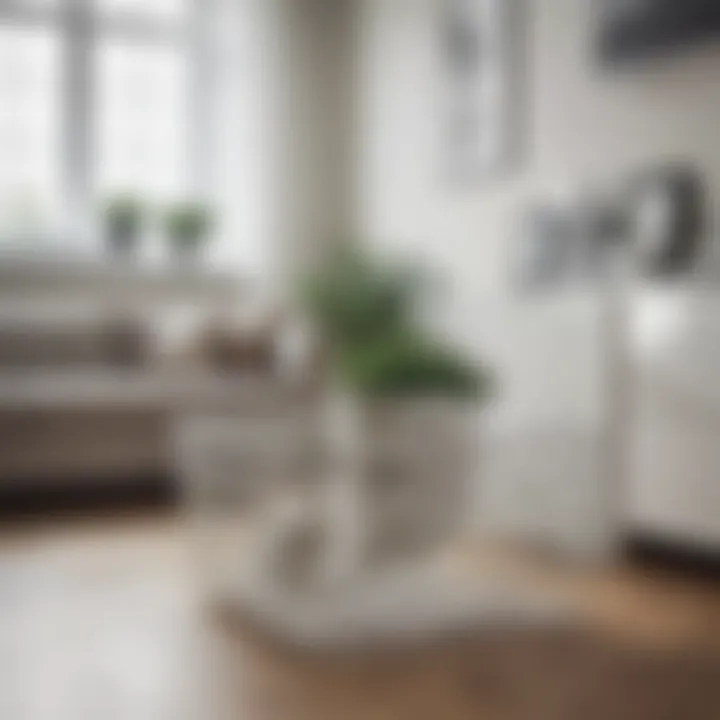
left=0, top=241, right=245, bottom=275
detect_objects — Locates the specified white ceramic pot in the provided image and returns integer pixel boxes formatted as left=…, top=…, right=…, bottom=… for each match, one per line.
left=329, top=396, right=480, bottom=571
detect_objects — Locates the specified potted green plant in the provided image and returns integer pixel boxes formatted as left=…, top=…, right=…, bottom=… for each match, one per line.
left=301, top=247, right=491, bottom=395
left=164, top=201, right=213, bottom=263
left=103, top=194, right=144, bottom=259
left=302, top=247, right=493, bottom=564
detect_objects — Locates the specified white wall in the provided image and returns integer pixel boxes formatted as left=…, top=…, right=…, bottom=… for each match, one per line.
left=355, top=0, right=720, bottom=552
left=358, top=0, right=720, bottom=302
left=630, top=287, right=720, bottom=548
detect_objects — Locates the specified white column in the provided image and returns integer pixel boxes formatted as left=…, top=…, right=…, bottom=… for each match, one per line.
left=228, top=0, right=357, bottom=298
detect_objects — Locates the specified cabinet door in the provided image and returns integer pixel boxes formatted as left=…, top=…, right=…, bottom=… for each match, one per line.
left=629, top=288, right=720, bottom=548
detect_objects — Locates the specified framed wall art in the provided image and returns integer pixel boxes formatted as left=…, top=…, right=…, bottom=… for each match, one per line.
left=443, top=0, right=524, bottom=181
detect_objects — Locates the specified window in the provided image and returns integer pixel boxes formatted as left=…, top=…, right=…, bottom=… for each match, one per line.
left=97, top=0, right=186, bottom=22
left=96, top=41, right=187, bottom=202
left=0, top=25, right=61, bottom=236
left=0, top=0, right=195, bottom=246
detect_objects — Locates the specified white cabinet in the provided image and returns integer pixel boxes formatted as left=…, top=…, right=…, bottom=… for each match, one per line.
left=629, top=286, right=720, bottom=549
left=473, top=292, right=612, bottom=559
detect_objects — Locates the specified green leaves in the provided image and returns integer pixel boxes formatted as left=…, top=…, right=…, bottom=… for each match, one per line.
left=301, top=248, right=420, bottom=349
left=164, top=202, right=213, bottom=250
left=104, top=194, right=144, bottom=237
left=301, top=247, right=493, bottom=401
left=339, top=332, right=492, bottom=400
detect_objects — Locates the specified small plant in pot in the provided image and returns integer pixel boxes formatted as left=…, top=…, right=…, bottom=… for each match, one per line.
left=164, top=201, right=213, bottom=264
left=103, top=194, right=144, bottom=259
left=301, top=247, right=494, bottom=564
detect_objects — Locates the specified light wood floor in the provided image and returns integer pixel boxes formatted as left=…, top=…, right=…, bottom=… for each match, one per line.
left=0, top=513, right=718, bottom=720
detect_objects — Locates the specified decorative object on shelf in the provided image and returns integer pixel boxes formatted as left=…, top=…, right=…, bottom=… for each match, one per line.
left=103, top=194, right=145, bottom=260
left=194, top=310, right=282, bottom=375
left=164, top=201, right=214, bottom=264
left=197, top=322, right=277, bottom=375
left=443, top=0, right=523, bottom=180
left=628, top=163, right=706, bottom=277
left=512, top=163, right=706, bottom=294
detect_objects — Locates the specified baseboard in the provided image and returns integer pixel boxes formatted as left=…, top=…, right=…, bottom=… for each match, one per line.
left=624, top=532, right=720, bottom=581
left=0, top=474, right=176, bottom=521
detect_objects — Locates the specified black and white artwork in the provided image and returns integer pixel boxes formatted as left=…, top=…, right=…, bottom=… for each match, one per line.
left=444, top=0, right=521, bottom=180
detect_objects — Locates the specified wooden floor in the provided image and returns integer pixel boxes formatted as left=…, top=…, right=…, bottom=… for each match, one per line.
left=0, top=513, right=718, bottom=720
